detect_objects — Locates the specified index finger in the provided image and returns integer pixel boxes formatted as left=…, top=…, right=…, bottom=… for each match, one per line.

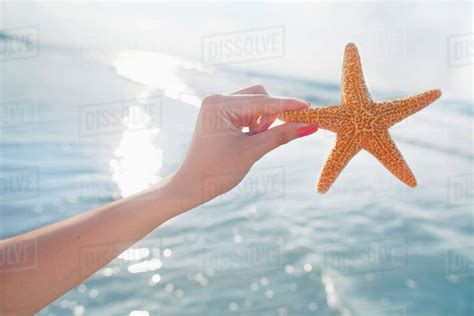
left=230, top=85, right=268, bottom=95
left=221, top=95, right=310, bottom=116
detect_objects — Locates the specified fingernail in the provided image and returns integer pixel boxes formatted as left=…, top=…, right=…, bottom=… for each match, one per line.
left=259, top=122, right=272, bottom=132
left=296, top=125, right=318, bottom=138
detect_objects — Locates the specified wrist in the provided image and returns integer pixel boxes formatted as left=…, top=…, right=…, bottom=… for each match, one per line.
left=148, top=170, right=204, bottom=219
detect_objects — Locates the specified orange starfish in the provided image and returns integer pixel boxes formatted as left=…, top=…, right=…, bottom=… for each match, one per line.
left=279, top=43, right=442, bottom=193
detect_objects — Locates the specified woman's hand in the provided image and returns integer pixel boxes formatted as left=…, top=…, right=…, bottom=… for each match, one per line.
left=172, top=85, right=318, bottom=206
left=0, top=85, right=317, bottom=314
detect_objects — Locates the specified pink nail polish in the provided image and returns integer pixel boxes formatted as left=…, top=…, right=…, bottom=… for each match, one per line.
left=259, top=122, right=271, bottom=131
left=297, top=125, right=318, bottom=138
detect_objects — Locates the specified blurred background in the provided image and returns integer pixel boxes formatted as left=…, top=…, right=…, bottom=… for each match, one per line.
left=0, top=1, right=472, bottom=315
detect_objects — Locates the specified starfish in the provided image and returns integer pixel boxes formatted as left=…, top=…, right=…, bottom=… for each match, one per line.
left=279, top=43, right=442, bottom=194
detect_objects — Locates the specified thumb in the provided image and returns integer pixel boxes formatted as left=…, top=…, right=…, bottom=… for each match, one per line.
left=251, top=123, right=318, bottom=158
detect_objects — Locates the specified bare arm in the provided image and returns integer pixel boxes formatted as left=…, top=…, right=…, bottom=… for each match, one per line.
left=0, top=85, right=317, bottom=314
left=0, top=176, right=197, bottom=315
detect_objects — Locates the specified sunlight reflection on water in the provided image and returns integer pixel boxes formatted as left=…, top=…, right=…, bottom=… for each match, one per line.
left=109, top=96, right=163, bottom=198
left=110, top=50, right=206, bottom=197
left=114, top=50, right=202, bottom=105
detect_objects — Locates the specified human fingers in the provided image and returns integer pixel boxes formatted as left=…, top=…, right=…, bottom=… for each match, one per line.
left=249, top=123, right=318, bottom=158
left=231, top=84, right=268, bottom=95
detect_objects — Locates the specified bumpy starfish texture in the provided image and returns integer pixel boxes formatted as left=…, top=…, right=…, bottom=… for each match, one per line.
left=279, top=43, right=441, bottom=194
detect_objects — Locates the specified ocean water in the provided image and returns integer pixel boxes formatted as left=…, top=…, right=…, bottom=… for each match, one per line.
left=1, top=2, right=473, bottom=316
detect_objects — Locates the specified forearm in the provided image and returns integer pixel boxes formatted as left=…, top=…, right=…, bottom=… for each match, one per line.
left=0, top=85, right=311, bottom=315
left=0, top=174, right=199, bottom=314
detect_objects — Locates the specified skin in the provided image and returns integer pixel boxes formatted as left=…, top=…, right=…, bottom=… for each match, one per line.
left=0, top=85, right=318, bottom=315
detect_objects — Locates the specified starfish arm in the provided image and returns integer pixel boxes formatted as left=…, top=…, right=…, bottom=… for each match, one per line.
left=375, top=89, right=442, bottom=128
left=341, top=43, right=372, bottom=109
left=361, top=130, right=417, bottom=187
left=317, top=132, right=362, bottom=193
left=279, top=106, right=351, bottom=133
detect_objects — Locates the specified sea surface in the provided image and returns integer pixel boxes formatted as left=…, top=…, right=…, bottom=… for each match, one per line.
left=1, top=3, right=473, bottom=316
